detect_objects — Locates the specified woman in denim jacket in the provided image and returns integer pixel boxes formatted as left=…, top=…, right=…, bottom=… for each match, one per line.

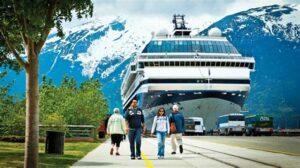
left=151, top=107, right=170, bottom=159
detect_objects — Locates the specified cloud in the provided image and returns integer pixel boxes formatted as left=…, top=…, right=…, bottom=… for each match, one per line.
left=61, top=0, right=298, bottom=31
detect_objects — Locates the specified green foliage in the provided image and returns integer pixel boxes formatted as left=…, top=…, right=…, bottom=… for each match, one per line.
left=1, top=0, right=93, bottom=71
left=0, top=74, right=108, bottom=136
left=0, top=73, right=25, bottom=136
left=39, top=75, right=108, bottom=126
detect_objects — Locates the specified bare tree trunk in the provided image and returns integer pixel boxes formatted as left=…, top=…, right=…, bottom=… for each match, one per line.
left=24, top=55, right=39, bottom=168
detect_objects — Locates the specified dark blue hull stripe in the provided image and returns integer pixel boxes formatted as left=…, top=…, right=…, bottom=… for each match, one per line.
left=123, top=90, right=247, bottom=112
left=123, top=78, right=250, bottom=108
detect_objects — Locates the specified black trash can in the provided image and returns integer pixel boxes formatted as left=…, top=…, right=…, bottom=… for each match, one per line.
left=98, top=131, right=105, bottom=139
left=45, top=131, right=64, bottom=154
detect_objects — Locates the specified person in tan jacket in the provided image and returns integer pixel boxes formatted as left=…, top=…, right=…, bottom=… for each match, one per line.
left=107, top=108, right=126, bottom=155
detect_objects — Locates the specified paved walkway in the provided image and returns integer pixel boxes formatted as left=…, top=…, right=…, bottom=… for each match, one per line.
left=71, top=137, right=222, bottom=168
left=72, top=136, right=300, bottom=168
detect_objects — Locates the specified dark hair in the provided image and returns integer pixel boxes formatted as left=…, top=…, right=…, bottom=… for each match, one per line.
left=156, top=107, right=166, bottom=116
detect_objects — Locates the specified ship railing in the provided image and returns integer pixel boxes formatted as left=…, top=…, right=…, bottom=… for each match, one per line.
left=138, top=54, right=254, bottom=61
left=154, top=35, right=226, bottom=40
left=124, top=75, right=142, bottom=101
left=122, top=62, right=137, bottom=85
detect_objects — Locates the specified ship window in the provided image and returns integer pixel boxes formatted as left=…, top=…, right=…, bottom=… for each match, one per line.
left=144, top=62, right=149, bottom=66
left=170, top=61, right=175, bottom=66
left=221, top=62, right=225, bottom=66
left=191, top=62, right=195, bottom=66
left=220, top=45, right=226, bottom=53
left=226, top=62, right=230, bottom=66
left=180, top=61, right=184, bottom=66
left=131, top=65, right=136, bottom=71
left=149, top=62, right=154, bottom=66
left=186, top=61, right=191, bottom=66
left=212, top=45, right=218, bottom=53
left=230, top=62, right=235, bottom=67
left=138, top=62, right=144, bottom=69
left=143, top=40, right=240, bottom=54
left=245, top=63, right=249, bottom=68
left=154, top=62, right=159, bottom=66
left=240, top=62, right=245, bottom=67
left=236, top=62, right=240, bottom=67
left=200, top=43, right=205, bottom=52
left=217, top=45, right=223, bottom=53
left=224, top=46, right=230, bottom=53
left=211, top=62, right=216, bottom=66
left=160, top=62, right=164, bottom=66
left=165, top=61, right=169, bottom=66
left=175, top=61, right=180, bottom=66
left=216, top=62, right=220, bottom=66
left=201, top=62, right=205, bottom=66
left=196, top=62, right=200, bottom=66
left=249, top=63, right=254, bottom=69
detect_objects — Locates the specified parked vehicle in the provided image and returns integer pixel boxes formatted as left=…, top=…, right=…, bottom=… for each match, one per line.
left=217, top=113, right=245, bottom=136
left=245, top=115, right=273, bottom=136
left=184, top=117, right=206, bottom=135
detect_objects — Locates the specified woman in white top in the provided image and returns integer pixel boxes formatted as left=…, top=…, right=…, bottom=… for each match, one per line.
left=107, top=108, right=126, bottom=156
left=151, top=107, right=170, bottom=159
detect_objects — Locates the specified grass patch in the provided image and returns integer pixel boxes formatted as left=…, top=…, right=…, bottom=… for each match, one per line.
left=0, top=141, right=100, bottom=168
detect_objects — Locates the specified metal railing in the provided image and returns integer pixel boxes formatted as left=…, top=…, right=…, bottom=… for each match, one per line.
left=39, top=125, right=96, bottom=138
left=138, top=54, right=254, bottom=61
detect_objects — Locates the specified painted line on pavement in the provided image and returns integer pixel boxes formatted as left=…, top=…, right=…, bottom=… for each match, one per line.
left=141, top=152, right=154, bottom=168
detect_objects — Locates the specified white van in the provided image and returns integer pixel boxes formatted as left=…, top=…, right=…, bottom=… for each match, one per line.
left=184, top=117, right=206, bottom=135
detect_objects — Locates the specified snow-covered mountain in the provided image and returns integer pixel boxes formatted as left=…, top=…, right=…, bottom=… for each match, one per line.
left=3, top=4, right=300, bottom=128
left=5, top=17, right=151, bottom=109
left=201, top=4, right=300, bottom=128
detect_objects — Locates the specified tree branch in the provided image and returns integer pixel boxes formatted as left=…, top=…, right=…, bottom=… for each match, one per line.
left=35, top=0, right=57, bottom=54
left=12, top=1, right=29, bottom=46
left=0, top=29, right=29, bottom=70
left=19, top=17, right=29, bottom=45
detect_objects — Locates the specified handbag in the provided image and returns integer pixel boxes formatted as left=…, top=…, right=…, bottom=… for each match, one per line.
left=170, top=115, right=177, bottom=133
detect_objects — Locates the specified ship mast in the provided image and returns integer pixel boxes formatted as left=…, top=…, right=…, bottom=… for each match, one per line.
left=172, top=14, right=191, bottom=36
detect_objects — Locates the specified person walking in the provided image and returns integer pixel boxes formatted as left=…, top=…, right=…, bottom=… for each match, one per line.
left=169, top=104, right=185, bottom=154
left=107, top=108, right=126, bottom=156
left=124, top=99, right=145, bottom=160
left=151, top=107, right=170, bottom=159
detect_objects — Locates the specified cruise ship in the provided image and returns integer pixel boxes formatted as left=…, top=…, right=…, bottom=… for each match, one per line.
left=121, top=15, right=255, bottom=130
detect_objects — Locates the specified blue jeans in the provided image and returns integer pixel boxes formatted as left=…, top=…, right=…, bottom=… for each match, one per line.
left=128, top=128, right=142, bottom=157
left=156, top=131, right=167, bottom=156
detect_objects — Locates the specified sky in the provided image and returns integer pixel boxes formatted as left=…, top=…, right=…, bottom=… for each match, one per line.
left=62, top=0, right=299, bottom=32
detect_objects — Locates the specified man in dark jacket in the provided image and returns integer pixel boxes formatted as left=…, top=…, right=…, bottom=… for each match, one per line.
left=169, top=104, right=185, bottom=154
left=124, top=99, right=145, bottom=160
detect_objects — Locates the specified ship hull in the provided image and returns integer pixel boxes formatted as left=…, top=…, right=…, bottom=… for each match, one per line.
left=130, top=90, right=247, bottom=130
